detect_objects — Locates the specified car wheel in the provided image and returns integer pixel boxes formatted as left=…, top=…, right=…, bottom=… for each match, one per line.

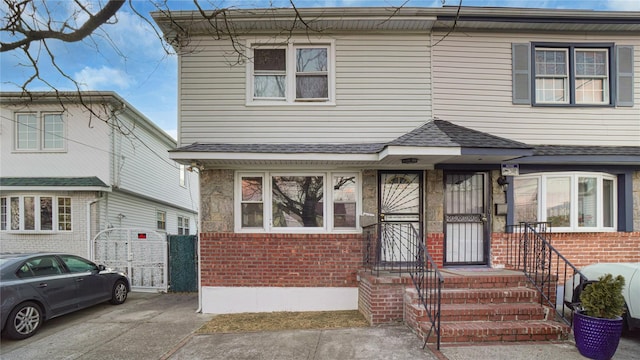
left=109, top=279, right=128, bottom=305
left=3, top=301, right=43, bottom=340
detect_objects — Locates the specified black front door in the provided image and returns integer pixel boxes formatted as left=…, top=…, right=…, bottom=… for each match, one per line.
left=444, top=172, right=489, bottom=265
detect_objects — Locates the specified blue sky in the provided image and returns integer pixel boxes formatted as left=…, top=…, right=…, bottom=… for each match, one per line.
left=1, top=0, right=639, bottom=139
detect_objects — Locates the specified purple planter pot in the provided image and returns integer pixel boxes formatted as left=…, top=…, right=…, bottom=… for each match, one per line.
left=573, top=310, right=623, bottom=360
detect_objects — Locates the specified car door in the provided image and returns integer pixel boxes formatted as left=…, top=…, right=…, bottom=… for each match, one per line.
left=19, top=255, right=79, bottom=316
left=58, top=255, right=111, bottom=308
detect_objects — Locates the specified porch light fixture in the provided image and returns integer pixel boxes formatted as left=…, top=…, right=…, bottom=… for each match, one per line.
left=497, top=176, right=509, bottom=192
left=401, top=157, right=418, bottom=164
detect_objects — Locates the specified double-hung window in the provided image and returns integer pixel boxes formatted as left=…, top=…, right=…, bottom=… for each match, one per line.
left=513, top=172, right=616, bottom=231
left=1, top=195, right=72, bottom=232
left=535, top=46, right=609, bottom=105
left=156, top=211, right=166, bottom=231
left=236, top=171, right=359, bottom=232
left=250, top=41, right=334, bottom=104
left=177, top=216, right=190, bottom=235
left=512, top=43, right=633, bottom=107
left=15, top=112, right=65, bottom=151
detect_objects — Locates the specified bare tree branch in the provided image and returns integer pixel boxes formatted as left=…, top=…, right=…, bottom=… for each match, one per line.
left=1, top=0, right=125, bottom=52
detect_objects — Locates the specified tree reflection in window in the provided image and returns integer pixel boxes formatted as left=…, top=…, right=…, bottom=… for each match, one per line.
left=272, top=176, right=324, bottom=227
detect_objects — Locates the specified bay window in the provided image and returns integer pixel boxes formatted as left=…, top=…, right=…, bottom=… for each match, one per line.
left=236, top=171, right=359, bottom=232
left=1, top=195, right=72, bottom=232
left=514, top=172, right=616, bottom=231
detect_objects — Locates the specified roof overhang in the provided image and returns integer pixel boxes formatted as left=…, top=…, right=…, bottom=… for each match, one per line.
left=0, top=185, right=112, bottom=192
left=507, top=155, right=640, bottom=166
left=152, top=6, right=640, bottom=46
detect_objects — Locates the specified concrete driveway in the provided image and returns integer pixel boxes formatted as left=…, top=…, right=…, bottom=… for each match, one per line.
left=1, top=292, right=638, bottom=360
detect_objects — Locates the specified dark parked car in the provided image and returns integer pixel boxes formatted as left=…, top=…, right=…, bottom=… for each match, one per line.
left=1, top=253, right=130, bottom=340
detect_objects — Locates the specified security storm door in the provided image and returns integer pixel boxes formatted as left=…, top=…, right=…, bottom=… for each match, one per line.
left=444, top=172, right=489, bottom=265
left=378, top=171, right=423, bottom=264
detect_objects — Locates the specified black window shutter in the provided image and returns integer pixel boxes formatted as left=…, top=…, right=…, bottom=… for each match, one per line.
left=512, top=43, right=531, bottom=105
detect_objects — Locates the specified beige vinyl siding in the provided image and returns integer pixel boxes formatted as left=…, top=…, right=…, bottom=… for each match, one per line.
left=113, top=115, right=198, bottom=211
left=105, top=191, right=196, bottom=235
left=432, top=31, right=640, bottom=146
left=178, top=33, right=432, bottom=145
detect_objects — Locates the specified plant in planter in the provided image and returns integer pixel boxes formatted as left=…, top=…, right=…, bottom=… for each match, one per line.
left=574, top=273, right=626, bottom=360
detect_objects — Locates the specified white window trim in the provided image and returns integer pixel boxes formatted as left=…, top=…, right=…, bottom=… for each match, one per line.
left=156, top=210, right=167, bottom=231
left=178, top=215, right=190, bottom=235
left=234, top=170, right=361, bottom=234
left=516, top=172, right=617, bottom=232
left=245, top=39, right=336, bottom=106
left=14, top=111, right=67, bottom=153
left=533, top=44, right=612, bottom=106
left=0, top=195, right=72, bottom=233
left=535, top=48, right=569, bottom=105
left=574, top=48, right=610, bottom=105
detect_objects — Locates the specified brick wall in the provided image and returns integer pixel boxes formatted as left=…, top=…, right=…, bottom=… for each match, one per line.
left=357, top=270, right=408, bottom=325
left=199, top=232, right=363, bottom=287
left=491, top=231, right=640, bottom=269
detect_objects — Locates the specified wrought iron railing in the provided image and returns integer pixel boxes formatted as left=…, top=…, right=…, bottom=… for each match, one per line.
left=505, top=222, right=588, bottom=325
left=362, top=222, right=444, bottom=349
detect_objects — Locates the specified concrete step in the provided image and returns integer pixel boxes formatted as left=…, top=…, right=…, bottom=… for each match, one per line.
left=420, top=320, right=571, bottom=343
left=406, top=302, right=548, bottom=322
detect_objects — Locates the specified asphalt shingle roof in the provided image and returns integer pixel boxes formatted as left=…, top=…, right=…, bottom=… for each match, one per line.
left=173, top=120, right=531, bottom=154
left=388, top=120, right=531, bottom=149
left=0, top=177, right=108, bottom=187
left=532, top=145, right=640, bottom=156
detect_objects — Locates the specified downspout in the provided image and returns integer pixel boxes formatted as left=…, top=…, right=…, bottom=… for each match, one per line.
left=86, top=196, right=103, bottom=260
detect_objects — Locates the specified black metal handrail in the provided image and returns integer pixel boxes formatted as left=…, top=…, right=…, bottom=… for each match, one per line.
left=506, top=222, right=588, bottom=325
left=362, top=222, right=444, bottom=349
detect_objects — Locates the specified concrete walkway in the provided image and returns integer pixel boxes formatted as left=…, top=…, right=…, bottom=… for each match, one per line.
left=1, top=292, right=638, bottom=360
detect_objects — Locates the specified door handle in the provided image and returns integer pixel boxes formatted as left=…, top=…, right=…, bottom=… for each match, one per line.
left=76, top=278, right=84, bottom=282
left=37, top=283, right=48, bottom=288
left=481, top=216, right=487, bottom=222
left=379, top=213, right=385, bottom=221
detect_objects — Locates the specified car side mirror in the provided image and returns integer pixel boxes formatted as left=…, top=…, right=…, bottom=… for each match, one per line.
left=98, top=264, right=106, bottom=271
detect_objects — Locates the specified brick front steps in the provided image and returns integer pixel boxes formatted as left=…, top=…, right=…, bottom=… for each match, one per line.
left=357, top=269, right=571, bottom=345
left=404, top=269, right=571, bottom=344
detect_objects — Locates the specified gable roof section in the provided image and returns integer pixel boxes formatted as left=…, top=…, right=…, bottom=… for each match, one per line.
left=0, top=177, right=111, bottom=191
left=170, top=120, right=533, bottom=167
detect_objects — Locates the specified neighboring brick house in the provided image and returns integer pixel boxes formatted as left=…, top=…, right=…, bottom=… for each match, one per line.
left=0, top=92, right=199, bottom=258
left=152, top=6, right=639, bottom=314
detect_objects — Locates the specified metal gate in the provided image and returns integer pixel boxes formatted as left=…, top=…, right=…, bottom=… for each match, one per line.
left=93, top=228, right=168, bottom=292
left=378, top=171, right=423, bottom=263
left=444, top=172, right=489, bottom=265
left=168, top=235, right=198, bottom=292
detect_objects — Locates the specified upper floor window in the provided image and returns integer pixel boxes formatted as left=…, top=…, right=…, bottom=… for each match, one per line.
left=236, top=171, right=359, bottom=233
left=1, top=195, right=72, bottom=232
left=513, top=172, right=616, bottom=232
left=535, top=46, right=609, bottom=105
left=248, top=41, right=334, bottom=105
left=512, top=43, right=634, bottom=107
left=177, top=216, right=190, bottom=235
left=15, top=112, right=65, bottom=151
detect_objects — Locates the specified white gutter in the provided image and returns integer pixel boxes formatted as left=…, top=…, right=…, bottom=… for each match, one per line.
left=86, top=197, right=103, bottom=260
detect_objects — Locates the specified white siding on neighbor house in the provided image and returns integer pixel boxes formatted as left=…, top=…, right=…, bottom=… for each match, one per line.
left=0, top=191, right=98, bottom=258
left=0, top=104, right=111, bottom=182
left=113, top=114, right=199, bottom=212
left=178, top=33, right=432, bottom=146
left=104, top=190, right=197, bottom=235
left=432, top=31, right=640, bottom=146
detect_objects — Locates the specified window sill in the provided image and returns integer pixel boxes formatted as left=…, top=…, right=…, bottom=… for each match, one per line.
left=1, top=230, right=71, bottom=234
left=245, top=101, right=336, bottom=107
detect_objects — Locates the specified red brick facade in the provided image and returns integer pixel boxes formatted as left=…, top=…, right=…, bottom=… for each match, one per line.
left=199, top=232, right=363, bottom=287
left=490, top=231, right=640, bottom=270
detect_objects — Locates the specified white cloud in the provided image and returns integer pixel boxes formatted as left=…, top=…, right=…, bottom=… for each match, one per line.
left=606, top=0, right=640, bottom=10
left=74, top=66, right=134, bottom=90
